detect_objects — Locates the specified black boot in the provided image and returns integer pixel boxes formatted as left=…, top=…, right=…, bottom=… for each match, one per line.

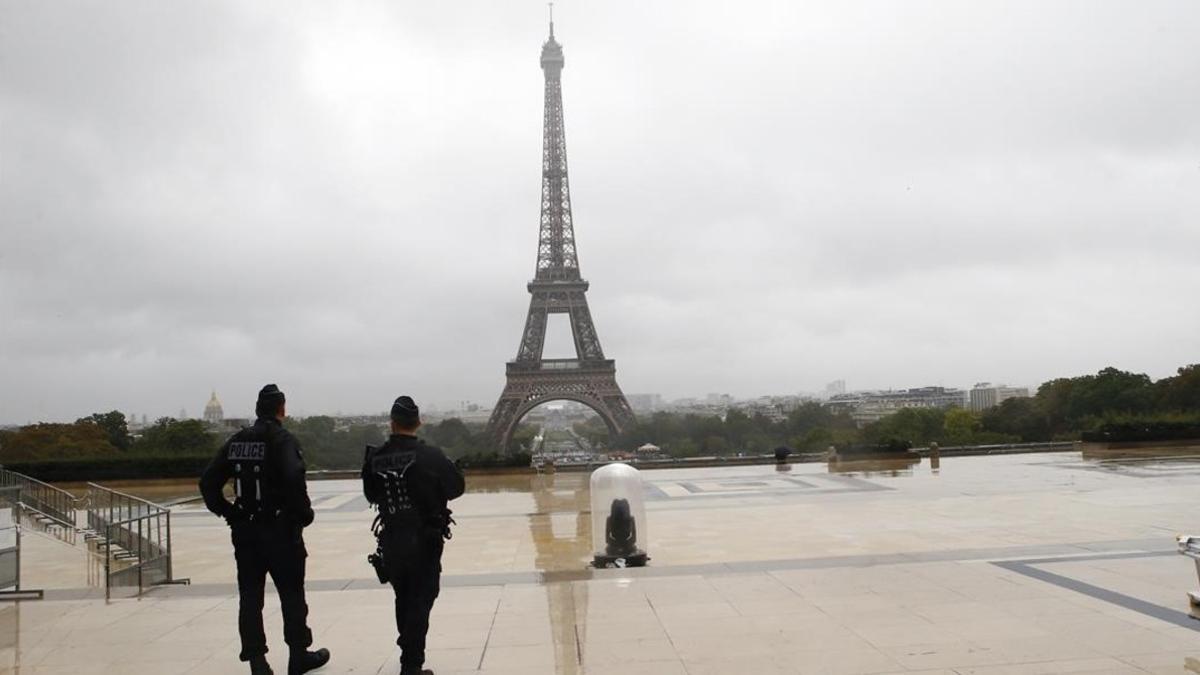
left=288, top=647, right=330, bottom=675
left=399, top=668, right=433, bottom=675
left=248, top=655, right=274, bottom=675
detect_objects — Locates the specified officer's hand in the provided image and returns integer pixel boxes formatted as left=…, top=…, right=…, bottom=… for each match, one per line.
left=224, top=504, right=250, bottom=527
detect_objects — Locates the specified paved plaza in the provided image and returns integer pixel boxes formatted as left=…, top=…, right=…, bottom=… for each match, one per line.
left=4, top=451, right=1200, bottom=673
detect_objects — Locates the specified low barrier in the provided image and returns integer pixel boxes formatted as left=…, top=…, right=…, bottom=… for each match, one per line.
left=86, top=484, right=188, bottom=599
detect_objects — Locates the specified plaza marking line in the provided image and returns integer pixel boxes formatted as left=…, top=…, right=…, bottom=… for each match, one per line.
left=39, top=538, right=1178, bottom=603
left=992, top=550, right=1200, bottom=631
left=172, top=472, right=893, bottom=518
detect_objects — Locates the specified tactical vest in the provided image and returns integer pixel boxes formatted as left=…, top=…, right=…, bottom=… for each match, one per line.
left=371, top=450, right=419, bottom=519
left=228, top=427, right=275, bottom=516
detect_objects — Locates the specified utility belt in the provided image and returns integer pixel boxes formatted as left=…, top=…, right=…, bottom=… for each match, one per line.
left=231, top=503, right=289, bottom=526
left=249, top=507, right=285, bottom=523
left=371, top=509, right=454, bottom=540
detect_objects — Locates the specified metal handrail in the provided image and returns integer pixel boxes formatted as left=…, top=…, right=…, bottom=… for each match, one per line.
left=86, top=483, right=185, bottom=599
left=0, top=485, right=44, bottom=601
left=85, top=483, right=168, bottom=512
left=0, top=467, right=80, bottom=529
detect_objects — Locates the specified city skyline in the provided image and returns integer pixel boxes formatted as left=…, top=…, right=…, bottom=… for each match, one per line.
left=2, top=1, right=1198, bottom=424
left=21, top=377, right=1047, bottom=426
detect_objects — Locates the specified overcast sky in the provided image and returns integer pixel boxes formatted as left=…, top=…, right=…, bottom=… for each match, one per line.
left=2, top=1, right=1198, bottom=423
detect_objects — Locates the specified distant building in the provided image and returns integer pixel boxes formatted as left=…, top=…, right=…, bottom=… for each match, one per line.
left=732, top=397, right=794, bottom=422
left=627, top=393, right=663, bottom=412
left=705, top=393, right=733, bottom=406
left=203, top=391, right=224, bottom=426
left=969, top=383, right=1030, bottom=413
left=827, top=386, right=968, bottom=427
left=824, top=380, right=846, bottom=397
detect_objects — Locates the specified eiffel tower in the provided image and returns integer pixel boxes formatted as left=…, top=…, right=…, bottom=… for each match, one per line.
left=486, top=17, right=635, bottom=452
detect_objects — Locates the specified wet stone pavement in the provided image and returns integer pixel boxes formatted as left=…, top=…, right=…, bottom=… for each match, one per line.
left=5, top=451, right=1200, bottom=674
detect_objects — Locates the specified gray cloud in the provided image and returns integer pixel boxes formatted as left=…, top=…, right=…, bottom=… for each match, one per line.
left=2, top=0, right=1198, bottom=423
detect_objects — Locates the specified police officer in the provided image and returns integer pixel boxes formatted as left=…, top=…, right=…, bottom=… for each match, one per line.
left=362, top=396, right=465, bottom=675
left=199, top=384, right=330, bottom=675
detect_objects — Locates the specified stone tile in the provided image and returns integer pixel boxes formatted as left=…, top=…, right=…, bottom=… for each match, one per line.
left=953, top=657, right=1147, bottom=674
left=882, top=641, right=1012, bottom=670
left=480, top=643, right=561, bottom=670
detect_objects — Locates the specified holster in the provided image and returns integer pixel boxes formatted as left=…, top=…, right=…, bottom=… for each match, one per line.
left=365, top=513, right=387, bottom=583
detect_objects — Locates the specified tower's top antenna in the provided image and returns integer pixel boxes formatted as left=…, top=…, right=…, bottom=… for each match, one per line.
left=548, top=2, right=555, bottom=38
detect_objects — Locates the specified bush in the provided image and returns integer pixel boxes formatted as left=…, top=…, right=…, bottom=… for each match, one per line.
left=837, top=439, right=914, bottom=456
left=1081, top=421, right=1200, bottom=443
left=4, top=455, right=213, bottom=482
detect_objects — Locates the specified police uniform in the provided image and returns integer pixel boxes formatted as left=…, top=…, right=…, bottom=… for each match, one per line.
left=199, top=384, right=327, bottom=675
left=363, top=396, right=465, bottom=675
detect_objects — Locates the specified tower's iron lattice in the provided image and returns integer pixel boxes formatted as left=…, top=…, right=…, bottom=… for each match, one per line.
left=486, top=20, right=635, bottom=452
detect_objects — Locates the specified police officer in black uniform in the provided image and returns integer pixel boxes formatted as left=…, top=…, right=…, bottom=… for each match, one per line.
left=362, top=396, right=465, bottom=675
left=199, top=384, right=330, bottom=675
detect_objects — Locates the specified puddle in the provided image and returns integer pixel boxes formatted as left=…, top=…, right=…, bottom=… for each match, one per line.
left=529, top=472, right=592, bottom=673
left=529, top=472, right=593, bottom=572
left=827, top=456, right=922, bottom=477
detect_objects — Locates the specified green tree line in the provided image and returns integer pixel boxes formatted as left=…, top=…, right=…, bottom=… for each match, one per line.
left=285, top=417, right=534, bottom=469
left=2, top=364, right=1196, bottom=469
left=577, top=364, right=1200, bottom=457
left=0, top=411, right=533, bottom=472
left=0, top=413, right=218, bottom=463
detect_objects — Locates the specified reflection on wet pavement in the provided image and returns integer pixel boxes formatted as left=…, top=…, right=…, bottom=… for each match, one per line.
left=826, top=456, right=922, bottom=477
left=11, top=451, right=1200, bottom=673
left=530, top=473, right=591, bottom=673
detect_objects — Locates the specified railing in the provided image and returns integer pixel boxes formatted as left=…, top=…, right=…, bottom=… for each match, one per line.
left=0, top=467, right=79, bottom=530
left=86, top=484, right=186, bottom=599
left=0, top=486, right=44, bottom=600
left=508, top=358, right=616, bottom=373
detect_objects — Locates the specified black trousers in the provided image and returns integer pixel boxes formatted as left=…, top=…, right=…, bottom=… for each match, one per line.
left=232, top=520, right=313, bottom=662
left=381, top=527, right=444, bottom=669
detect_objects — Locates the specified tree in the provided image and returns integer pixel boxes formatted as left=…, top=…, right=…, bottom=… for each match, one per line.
left=427, top=418, right=473, bottom=450
left=572, top=416, right=612, bottom=448
left=668, top=438, right=701, bottom=458
left=1074, top=367, right=1153, bottom=419
left=785, top=402, right=838, bottom=437
left=1036, top=377, right=1076, bottom=434
left=286, top=416, right=387, bottom=469
left=1037, top=367, right=1153, bottom=434
left=1156, top=364, right=1200, bottom=412
left=796, top=427, right=834, bottom=452
left=508, top=423, right=539, bottom=453
left=864, top=408, right=944, bottom=446
left=981, top=397, right=1050, bottom=441
left=135, top=418, right=218, bottom=456
left=701, top=435, right=730, bottom=455
left=77, top=411, right=131, bottom=451
left=722, top=409, right=753, bottom=450
left=0, top=422, right=118, bottom=461
left=942, top=408, right=982, bottom=445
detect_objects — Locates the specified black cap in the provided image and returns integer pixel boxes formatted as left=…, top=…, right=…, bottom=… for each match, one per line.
left=255, top=384, right=286, bottom=417
left=390, top=395, right=420, bottom=426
